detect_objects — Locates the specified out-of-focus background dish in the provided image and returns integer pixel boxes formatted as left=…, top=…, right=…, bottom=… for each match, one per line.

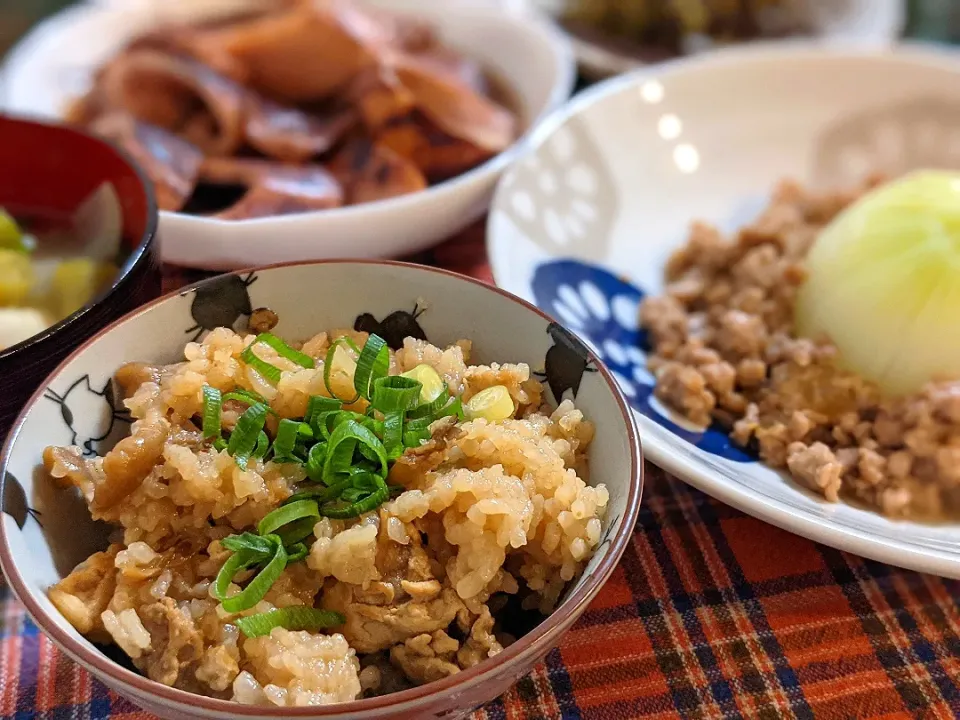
left=0, top=0, right=575, bottom=269
left=488, top=42, right=960, bottom=578
left=0, top=115, right=160, bottom=440
left=530, top=0, right=906, bottom=78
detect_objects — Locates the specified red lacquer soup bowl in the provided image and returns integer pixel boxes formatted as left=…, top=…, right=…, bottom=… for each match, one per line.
left=0, top=115, right=160, bottom=439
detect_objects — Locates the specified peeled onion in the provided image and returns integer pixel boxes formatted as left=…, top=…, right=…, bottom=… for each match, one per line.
left=795, top=170, right=960, bottom=396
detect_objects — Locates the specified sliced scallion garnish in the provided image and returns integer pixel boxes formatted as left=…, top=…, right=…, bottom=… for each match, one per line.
left=322, top=419, right=387, bottom=485
left=222, top=532, right=276, bottom=556
left=354, top=334, right=390, bottom=400
left=241, top=343, right=283, bottom=383
left=257, top=499, right=320, bottom=537
left=202, top=386, right=223, bottom=440
left=305, top=395, right=342, bottom=428
left=319, top=475, right=389, bottom=519
left=273, top=419, right=312, bottom=461
left=220, top=535, right=287, bottom=613
left=235, top=607, right=344, bottom=638
left=382, top=411, right=404, bottom=460
left=285, top=542, right=310, bottom=564
left=254, top=332, right=315, bottom=369
left=406, top=385, right=451, bottom=420
left=371, top=375, right=422, bottom=413
left=253, top=431, right=270, bottom=459
left=275, top=516, right=317, bottom=546
left=228, top=403, right=269, bottom=470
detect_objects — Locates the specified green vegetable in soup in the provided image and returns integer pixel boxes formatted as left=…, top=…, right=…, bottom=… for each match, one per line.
left=0, top=209, right=35, bottom=254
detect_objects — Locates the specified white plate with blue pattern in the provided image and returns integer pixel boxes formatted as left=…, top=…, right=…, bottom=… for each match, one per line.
left=487, top=42, right=960, bottom=577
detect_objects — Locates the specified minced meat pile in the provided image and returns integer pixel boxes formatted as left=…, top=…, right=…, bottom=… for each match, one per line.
left=640, top=176, right=960, bottom=520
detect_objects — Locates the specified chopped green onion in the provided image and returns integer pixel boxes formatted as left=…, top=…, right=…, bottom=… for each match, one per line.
left=241, top=344, right=283, bottom=383
left=403, top=428, right=431, bottom=448
left=221, top=532, right=276, bottom=556
left=305, top=442, right=327, bottom=482
left=258, top=499, right=320, bottom=536
left=371, top=375, right=422, bottom=413
left=382, top=411, right=404, bottom=459
left=323, top=339, right=361, bottom=404
left=213, top=547, right=267, bottom=602
left=354, top=334, right=390, bottom=400
left=305, top=396, right=342, bottom=427
left=253, top=431, right=270, bottom=459
left=202, top=386, right=222, bottom=440
left=214, top=438, right=227, bottom=452
left=285, top=543, right=310, bottom=563
left=406, top=385, right=451, bottom=420
left=276, top=517, right=317, bottom=546
left=235, top=607, right=344, bottom=638
left=274, top=419, right=312, bottom=461
left=286, top=478, right=353, bottom=505
left=254, top=333, right=315, bottom=369
left=220, top=535, right=287, bottom=613
left=319, top=476, right=390, bottom=518
left=223, top=389, right=278, bottom=417
left=436, top=396, right=464, bottom=421
left=228, top=403, right=269, bottom=470
left=323, top=419, right=387, bottom=484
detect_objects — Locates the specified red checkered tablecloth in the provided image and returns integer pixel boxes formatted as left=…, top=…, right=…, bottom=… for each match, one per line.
left=3, top=222, right=960, bottom=720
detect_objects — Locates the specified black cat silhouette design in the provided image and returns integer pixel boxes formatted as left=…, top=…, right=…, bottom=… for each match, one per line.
left=354, top=305, right=428, bottom=350
left=2, top=472, right=40, bottom=529
left=186, top=272, right=257, bottom=341
left=43, top=375, right=132, bottom=456
left=538, top=322, right=597, bottom=402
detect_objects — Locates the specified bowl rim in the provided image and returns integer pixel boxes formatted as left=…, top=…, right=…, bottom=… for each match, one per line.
left=0, top=1, right=577, bottom=229
left=0, top=258, right=643, bottom=717
left=0, top=115, right=159, bottom=361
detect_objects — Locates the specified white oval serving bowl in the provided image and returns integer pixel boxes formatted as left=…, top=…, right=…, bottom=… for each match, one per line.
left=0, top=260, right=641, bottom=720
left=0, top=0, right=576, bottom=270
left=487, top=42, right=960, bottom=578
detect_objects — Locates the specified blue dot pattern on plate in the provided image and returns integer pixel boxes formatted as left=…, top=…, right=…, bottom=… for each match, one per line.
left=531, top=259, right=756, bottom=463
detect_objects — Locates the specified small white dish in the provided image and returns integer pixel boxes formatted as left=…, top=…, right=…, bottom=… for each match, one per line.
left=0, top=0, right=575, bottom=270
left=488, top=42, right=960, bottom=578
left=0, top=260, right=641, bottom=720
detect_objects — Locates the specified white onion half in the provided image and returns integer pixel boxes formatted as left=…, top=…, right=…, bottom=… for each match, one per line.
left=795, top=170, right=960, bottom=396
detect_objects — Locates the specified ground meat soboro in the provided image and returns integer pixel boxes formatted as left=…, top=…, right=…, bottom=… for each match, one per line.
left=640, top=176, right=960, bottom=520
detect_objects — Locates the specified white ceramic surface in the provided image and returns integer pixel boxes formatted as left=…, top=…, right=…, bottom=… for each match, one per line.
left=487, top=42, right=960, bottom=579
left=0, top=261, right=641, bottom=720
left=0, top=0, right=575, bottom=270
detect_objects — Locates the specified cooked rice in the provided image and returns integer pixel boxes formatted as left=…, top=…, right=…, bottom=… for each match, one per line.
left=46, top=327, right=608, bottom=706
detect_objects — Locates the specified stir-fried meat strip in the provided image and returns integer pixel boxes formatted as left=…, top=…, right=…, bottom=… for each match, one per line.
left=377, top=116, right=494, bottom=183
left=97, top=49, right=247, bottom=156
left=346, top=66, right=416, bottom=133
left=328, top=139, right=427, bottom=204
left=390, top=53, right=516, bottom=153
left=245, top=96, right=357, bottom=162
left=199, top=156, right=343, bottom=219
left=90, top=114, right=203, bottom=212
left=206, top=0, right=381, bottom=102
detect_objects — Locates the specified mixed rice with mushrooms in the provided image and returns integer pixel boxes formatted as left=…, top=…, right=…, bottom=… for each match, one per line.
left=45, top=324, right=608, bottom=707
